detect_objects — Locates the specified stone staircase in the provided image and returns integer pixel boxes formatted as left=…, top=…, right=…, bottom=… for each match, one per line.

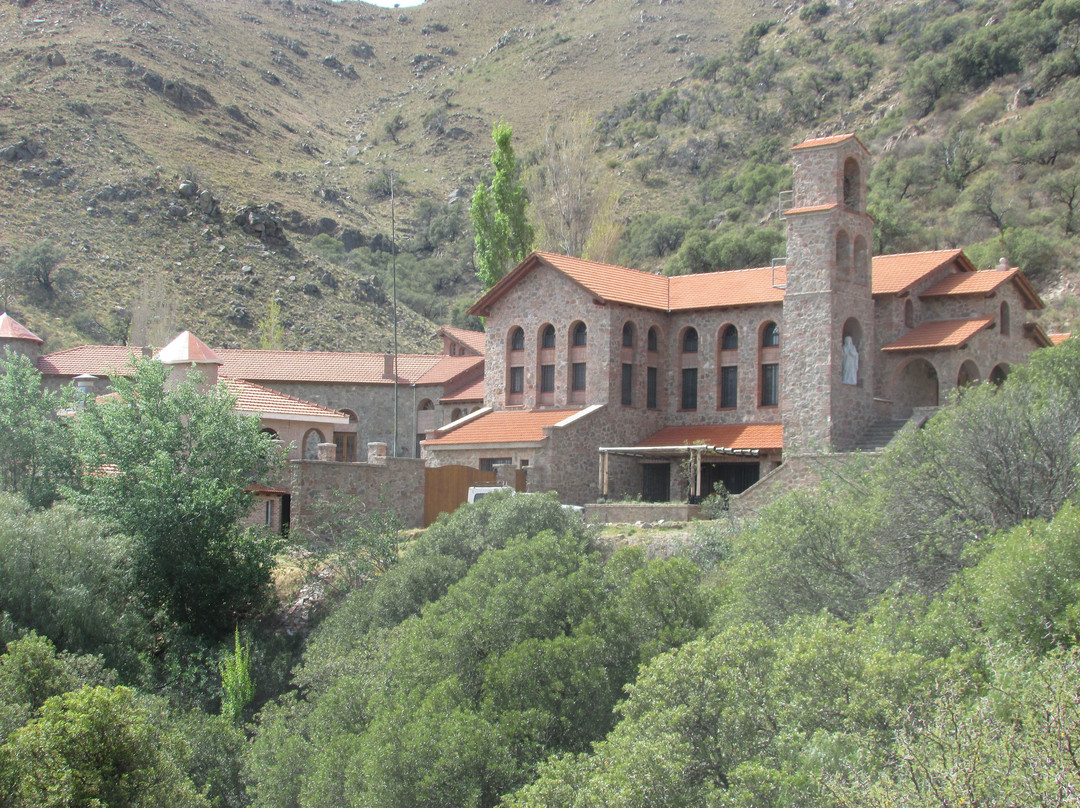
left=852, top=418, right=910, bottom=452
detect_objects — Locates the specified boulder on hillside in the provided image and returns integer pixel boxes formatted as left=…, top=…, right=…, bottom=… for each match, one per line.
left=0, top=138, right=45, bottom=162
left=233, top=205, right=289, bottom=246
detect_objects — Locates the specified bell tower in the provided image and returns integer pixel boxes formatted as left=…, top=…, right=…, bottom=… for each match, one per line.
left=780, top=134, right=875, bottom=452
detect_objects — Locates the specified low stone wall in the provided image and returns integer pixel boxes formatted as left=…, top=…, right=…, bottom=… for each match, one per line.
left=585, top=502, right=701, bottom=524
left=289, top=456, right=426, bottom=530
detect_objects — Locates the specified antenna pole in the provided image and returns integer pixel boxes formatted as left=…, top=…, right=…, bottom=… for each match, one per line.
left=391, top=169, right=399, bottom=457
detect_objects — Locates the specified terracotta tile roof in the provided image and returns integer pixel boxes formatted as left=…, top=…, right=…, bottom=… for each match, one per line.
left=536, top=252, right=671, bottom=309
left=248, top=483, right=290, bottom=496
left=881, top=317, right=995, bottom=352
left=668, top=266, right=786, bottom=310
left=439, top=326, right=486, bottom=355
left=224, top=377, right=349, bottom=423
left=216, top=349, right=444, bottom=385
left=37, top=345, right=144, bottom=376
left=871, top=249, right=969, bottom=296
left=440, top=378, right=485, bottom=404
left=791, top=133, right=867, bottom=153
left=784, top=203, right=840, bottom=216
left=413, top=355, right=484, bottom=386
left=1050, top=333, right=1072, bottom=345
left=423, top=408, right=580, bottom=446
left=634, top=423, right=784, bottom=452
left=156, top=331, right=222, bottom=365
left=0, top=313, right=43, bottom=344
left=920, top=269, right=1018, bottom=298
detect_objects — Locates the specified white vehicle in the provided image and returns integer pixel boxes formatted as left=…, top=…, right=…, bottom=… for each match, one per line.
left=466, top=485, right=514, bottom=504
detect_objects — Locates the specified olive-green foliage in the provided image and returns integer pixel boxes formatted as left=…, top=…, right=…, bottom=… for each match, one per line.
left=309, top=233, right=345, bottom=264
left=0, top=349, right=77, bottom=508
left=6, top=241, right=70, bottom=298
left=247, top=494, right=713, bottom=808
left=219, top=627, right=255, bottom=723
left=69, top=358, right=285, bottom=638
left=472, top=121, right=534, bottom=289
left=0, top=685, right=209, bottom=808
left=0, top=495, right=149, bottom=677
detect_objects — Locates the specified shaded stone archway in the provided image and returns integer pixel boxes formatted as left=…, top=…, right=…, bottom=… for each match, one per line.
left=890, top=357, right=939, bottom=418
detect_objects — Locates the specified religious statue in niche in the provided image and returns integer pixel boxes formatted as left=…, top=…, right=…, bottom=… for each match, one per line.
left=842, top=336, right=859, bottom=385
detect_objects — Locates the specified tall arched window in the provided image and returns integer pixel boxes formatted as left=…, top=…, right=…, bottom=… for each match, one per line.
left=904, top=299, right=915, bottom=329
left=680, top=327, right=699, bottom=410
left=622, top=322, right=635, bottom=348
left=759, top=321, right=780, bottom=407
left=569, top=321, right=587, bottom=403
left=843, top=157, right=863, bottom=212
left=646, top=326, right=660, bottom=409
left=335, top=409, right=359, bottom=462
left=835, top=229, right=852, bottom=278
left=621, top=322, right=636, bottom=407
left=507, top=326, right=525, bottom=405
left=1000, top=301, right=1011, bottom=336
left=303, top=429, right=324, bottom=460
left=853, top=235, right=870, bottom=286
left=719, top=324, right=738, bottom=409
left=538, top=323, right=556, bottom=405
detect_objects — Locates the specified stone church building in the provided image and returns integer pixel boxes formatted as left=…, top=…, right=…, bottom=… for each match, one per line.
left=423, top=134, right=1053, bottom=505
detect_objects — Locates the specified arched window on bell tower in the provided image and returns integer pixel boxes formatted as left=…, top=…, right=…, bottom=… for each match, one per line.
left=843, top=157, right=864, bottom=212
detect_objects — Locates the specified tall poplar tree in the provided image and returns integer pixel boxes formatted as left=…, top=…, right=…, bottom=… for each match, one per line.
left=471, top=121, right=534, bottom=289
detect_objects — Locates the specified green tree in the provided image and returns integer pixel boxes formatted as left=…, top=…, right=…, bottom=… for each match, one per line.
left=256, top=299, right=286, bottom=350
left=219, top=627, right=254, bottom=722
left=471, top=121, right=534, bottom=289
left=7, top=241, right=70, bottom=298
left=0, top=349, right=77, bottom=508
left=69, top=358, right=285, bottom=637
left=0, top=685, right=209, bottom=808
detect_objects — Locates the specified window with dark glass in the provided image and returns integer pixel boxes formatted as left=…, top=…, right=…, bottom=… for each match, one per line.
left=720, top=366, right=737, bottom=409
left=510, top=366, right=524, bottom=394
left=622, top=322, right=635, bottom=347
left=762, top=322, right=779, bottom=347
left=571, top=362, right=587, bottom=391
left=621, top=363, right=633, bottom=406
left=647, top=366, right=658, bottom=408
left=573, top=322, right=587, bottom=347
left=681, top=367, right=698, bottom=410
left=540, top=364, right=555, bottom=393
left=722, top=325, right=739, bottom=350
left=760, top=363, right=779, bottom=406
left=510, top=327, right=525, bottom=351
left=683, top=328, right=698, bottom=353
left=647, top=327, right=658, bottom=352
left=541, top=324, right=556, bottom=349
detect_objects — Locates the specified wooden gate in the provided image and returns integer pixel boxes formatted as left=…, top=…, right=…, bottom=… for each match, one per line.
left=423, top=465, right=496, bottom=527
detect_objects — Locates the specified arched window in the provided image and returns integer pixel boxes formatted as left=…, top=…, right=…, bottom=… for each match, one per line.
left=334, top=409, right=360, bottom=461
left=572, top=321, right=587, bottom=347
left=647, top=327, right=659, bottom=353
left=719, top=325, right=738, bottom=409
left=510, top=326, right=525, bottom=352
left=303, top=429, right=324, bottom=460
left=261, top=427, right=278, bottom=438
left=835, top=229, right=852, bottom=278
left=762, top=322, right=780, bottom=348
left=451, top=408, right=463, bottom=421
left=538, top=324, right=556, bottom=404
left=541, top=324, right=556, bottom=349
left=843, top=157, right=863, bottom=212
left=622, top=322, right=635, bottom=348
left=646, top=327, right=660, bottom=408
left=957, top=360, right=981, bottom=388
left=759, top=322, right=780, bottom=407
left=680, top=327, right=699, bottom=410
left=904, top=299, right=915, bottom=329
left=621, top=322, right=636, bottom=407
left=1000, top=301, right=1011, bottom=336
left=853, top=235, right=870, bottom=285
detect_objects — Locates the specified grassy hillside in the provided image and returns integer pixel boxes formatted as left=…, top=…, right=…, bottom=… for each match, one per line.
left=1, top=0, right=1077, bottom=351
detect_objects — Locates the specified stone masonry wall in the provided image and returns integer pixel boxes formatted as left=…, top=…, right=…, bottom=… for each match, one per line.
left=289, top=456, right=425, bottom=530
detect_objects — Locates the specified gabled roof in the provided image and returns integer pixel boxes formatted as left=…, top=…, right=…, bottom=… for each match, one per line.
left=871, top=249, right=973, bottom=296
left=216, top=349, right=444, bottom=385
left=0, top=313, right=43, bottom=344
left=440, top=377, right=485, bottom=404
left=438, top=326, right=486, bottom=355
left=156, top=330, right=222, bottom=365
left=37, top=345, right=144, bottom=376
left=1050, top=333, right=1072, bottom=345
left=668, top=266, right=786, bottom=310
left=791, top=133, right=869, bottom=154
left=919, top=267, right=1044, bottom=309
left=423, top=408, right=581, bottom=446
left=881, top=317, right=995, bottom=352
left=413, top=355, right=484, bottom=387
left=224, top=377, right=349, bottom=424
left=635, top=423, right=784, bottom=452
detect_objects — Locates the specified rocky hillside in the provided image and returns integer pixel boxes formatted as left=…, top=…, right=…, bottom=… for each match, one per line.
left=1, top=0, right=1077, bottom=351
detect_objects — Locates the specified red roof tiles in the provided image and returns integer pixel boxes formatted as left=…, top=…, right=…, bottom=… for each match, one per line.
left=668, top=266, right=786, bottom=310
left=224, top=377, right=349, bottom=423
left=871, top=249, right=969, bottom=296
left=413, top=355, right=484, bottom=386
left=439, top=326, right=486, bottom=355
left=423, top=408, right=581, bottom=446
left=882, top=317, right=995, bottom=352
left=634, top=423, right=784, bottom=452
left=37, top=345, right=144, bottom=376
left=1050, top=333, right=1072, bottom=345
left=791, top=133, right=867, bottom=153
left=216, top=349, right=444, bottom=385
left=920, top=269, right=1017, bottom=298
left=157, top=330, right=222, bottom=365
left=440, top=378, right=485, bottom=404
left=0, top=313, right=43, bottom=344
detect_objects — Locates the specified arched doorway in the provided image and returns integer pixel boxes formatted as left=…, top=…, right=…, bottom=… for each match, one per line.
left=990, top=363, right=1009, bottom=387
left=890, top=358, right=939, bottom=418
left=957, top=360, right=981, bottom=389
